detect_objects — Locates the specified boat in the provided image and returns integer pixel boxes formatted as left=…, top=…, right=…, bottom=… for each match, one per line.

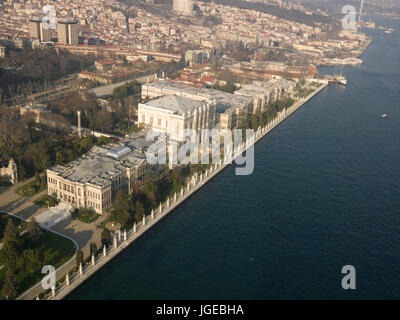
left=333, top=73, right=347, bottom=85
left=381, top=114, right=387, bottom=118
left=336, top=75, right=347, bottom=85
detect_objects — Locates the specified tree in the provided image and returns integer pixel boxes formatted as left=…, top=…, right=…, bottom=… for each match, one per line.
left=76, top=249, right=84, bottom=268
left=90, top=243, right=98, bottom=257
left=94, top=110, right=113, bottom=132
left=134, top=200, right=145, bottom=223
left=101, top=229, right=111, bottom=247
left=111, top=190, right=132, bottom=227
left=22, top=248, right=43, bottom=274
left=27, top=217, right=43, bottom=243
left=2, top=268, right=18, bottom=299
left=113, top=190, right=130, bottom=213
left=221, top=80, right=236, bottom=93
left=0, top=243, right=20, bottom=269
left=3, top=219, right=22, bottom=249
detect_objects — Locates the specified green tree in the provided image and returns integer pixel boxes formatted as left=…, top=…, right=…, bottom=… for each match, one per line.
left=22, top=248, right=43, bottom=274
left=221, top=80, right=236, bottom=93
left=2, top=268, right=18, bottom=300
left=0, top=243, right=20, bottom=269
left=90, top=243, right=98, bottom=257
left=38, top=150, right=51, bottom=171
left=55, top=151, right=65, bottom=164
left=76, top=249, right=84, bottom=267
left=134, top=200, right=145, bottom=223
left=113, top=190, right=130, bottom=213
left=3, top=219, right=22, bottom=249
left=111, top=190, right=132, bottom=227
left=26, top=217, right=43, bottom=243
left=101, top=229, right=111, bottom=247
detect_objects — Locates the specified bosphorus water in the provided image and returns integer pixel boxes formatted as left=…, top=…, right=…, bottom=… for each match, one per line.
left=68, top=17, right=400, bottom=299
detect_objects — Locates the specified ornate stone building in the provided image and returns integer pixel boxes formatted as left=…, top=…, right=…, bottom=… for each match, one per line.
left=0, top=159, right=18, bottom=184
left=47, top=145, right=148, bottom=214
left=138, top=95, right=217, bottom=142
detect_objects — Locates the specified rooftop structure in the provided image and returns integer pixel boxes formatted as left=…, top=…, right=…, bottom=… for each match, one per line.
left=20, top=104, right=51, bottom=123
left=138, top=94, right=216, bottom=141
left=29, top=16, right=51, bottom=42
left=47, top=144, right=149, bottom=214
left=57, top=18, right=78, bottom=45
left=235, top=79, right=296, bottom=111
left=141, top=80, right=253, bottom=114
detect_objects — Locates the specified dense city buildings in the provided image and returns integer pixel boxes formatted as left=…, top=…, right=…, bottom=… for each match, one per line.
left=0, top=0, right=370, bottom=67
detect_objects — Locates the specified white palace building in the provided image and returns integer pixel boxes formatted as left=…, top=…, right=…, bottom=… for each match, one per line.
left=138, top=95, right=217, bottom=141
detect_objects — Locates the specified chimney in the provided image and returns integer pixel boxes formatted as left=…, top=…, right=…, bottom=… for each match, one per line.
left=77, top=111, right=82, bottom=138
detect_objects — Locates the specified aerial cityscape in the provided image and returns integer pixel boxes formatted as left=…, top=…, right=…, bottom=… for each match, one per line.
left=0, top=0, right=399, bottom=308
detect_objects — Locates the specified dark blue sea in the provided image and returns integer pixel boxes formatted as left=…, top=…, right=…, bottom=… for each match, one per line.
left=68, top=17, right=400, bottom=299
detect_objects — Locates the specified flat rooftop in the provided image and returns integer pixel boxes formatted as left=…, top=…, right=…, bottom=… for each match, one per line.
left=49, top=144, right=146, bottom=187
left=142, top=95, right=205, bottom=115
left=143, top=80, right=253, bottom=112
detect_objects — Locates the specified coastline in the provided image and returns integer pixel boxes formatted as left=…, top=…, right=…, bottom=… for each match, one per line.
left=33, top=80, right=329, bottom=300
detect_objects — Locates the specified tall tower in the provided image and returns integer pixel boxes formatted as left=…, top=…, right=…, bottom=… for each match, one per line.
left=57, top=18, right=78, bottom=44
left=77, top=111, right=82, bottom=138
left=29, top=17, right=51, bottom=42
left=359, top=0, right=365, bottom=23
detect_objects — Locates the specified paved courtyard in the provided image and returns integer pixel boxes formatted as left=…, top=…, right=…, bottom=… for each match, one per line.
left=0, top=179, right=110, bottom=299
left=0, top=179, right=106, bottom=256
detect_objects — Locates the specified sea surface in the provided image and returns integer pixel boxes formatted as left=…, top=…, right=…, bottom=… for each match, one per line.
left=68, top=17, right=400, bottom=299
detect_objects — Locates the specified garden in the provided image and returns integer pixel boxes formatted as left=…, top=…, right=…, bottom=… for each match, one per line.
left=70, top=208, right=100, bottom=224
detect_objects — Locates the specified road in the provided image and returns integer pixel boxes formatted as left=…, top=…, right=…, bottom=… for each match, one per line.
left=0, top=178, right=108, bottom=299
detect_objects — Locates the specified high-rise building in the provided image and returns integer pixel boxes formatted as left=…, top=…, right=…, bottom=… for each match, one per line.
left=29, top=17, right=51, bottom=42
left=57, top=18, right=78, bottom=44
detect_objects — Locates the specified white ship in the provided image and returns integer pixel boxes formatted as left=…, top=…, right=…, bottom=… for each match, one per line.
left=333, top=74, right=347, bottom=86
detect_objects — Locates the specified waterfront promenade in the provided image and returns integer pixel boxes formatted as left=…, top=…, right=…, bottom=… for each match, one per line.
left=33, top=80, right=329, bottom=300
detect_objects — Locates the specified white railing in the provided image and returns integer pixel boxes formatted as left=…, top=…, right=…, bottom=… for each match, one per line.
left=40, top=82, right=328, bottom=300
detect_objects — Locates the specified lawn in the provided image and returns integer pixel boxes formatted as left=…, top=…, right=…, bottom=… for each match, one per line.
left=295, top=87, right=315, bottom=98
left=0, top=213, right=76, bottom=300
left=33, top=195, right=59, bottom=208
left=15, top=180, right=47, bottom=197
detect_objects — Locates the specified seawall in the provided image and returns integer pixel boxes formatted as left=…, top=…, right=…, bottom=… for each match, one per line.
left=38, top=81, right=329, bottom=300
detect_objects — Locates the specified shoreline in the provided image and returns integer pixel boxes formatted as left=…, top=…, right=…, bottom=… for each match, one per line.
left=34, top=80, right=329, bottom=300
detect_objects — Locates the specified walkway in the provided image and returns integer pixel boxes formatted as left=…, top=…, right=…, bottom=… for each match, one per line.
left=45, top=81, right=329, bottom=300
